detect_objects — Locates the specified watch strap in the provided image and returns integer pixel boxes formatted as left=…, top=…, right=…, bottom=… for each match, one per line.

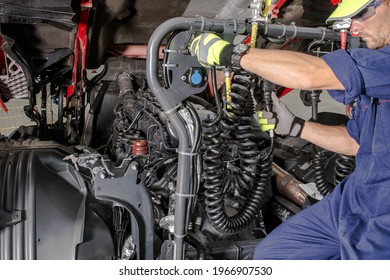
left=290, top=117, right=305, bottom=137
left=231, top=44, right=249, bottom=68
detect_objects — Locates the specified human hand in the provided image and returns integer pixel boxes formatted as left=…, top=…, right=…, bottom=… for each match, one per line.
left=189, top=33, right=233, bottom=66
left=257, top=92, right=305, bottom=137
left=258, top=111, right=276, bottom=132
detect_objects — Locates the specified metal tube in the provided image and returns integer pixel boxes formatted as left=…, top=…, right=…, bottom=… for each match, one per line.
left=25, top=152, right=37, bottom=260
left=272, top=163, right=308, bottom=207
left=146, top=17, right=193, bottom=112
left=259, top=22, right=340, bottom=41
left=170, top=112, right=192, bottom=260
left=146, top=17, right=213, bottom=261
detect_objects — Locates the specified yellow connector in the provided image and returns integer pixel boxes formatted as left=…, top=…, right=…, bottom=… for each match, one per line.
left=262, top=0, right=272, bottom=17
left=225, top=71, right=232, bottom=110
left=250, top=22, right=258, bottom=48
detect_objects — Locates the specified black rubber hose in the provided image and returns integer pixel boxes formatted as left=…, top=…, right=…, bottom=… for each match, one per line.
left=313, top=151, right=334, bottom=196
left=184, top=232, right=207, bottom=260
left=202, top=72, right=272, bottom=234
left=334, top=154, right=355, bottom=185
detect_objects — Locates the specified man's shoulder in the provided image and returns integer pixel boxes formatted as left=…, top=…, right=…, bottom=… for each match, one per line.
left=346, top=46, right=390, bottom=68
left=348, top=45, right=390, bottom=58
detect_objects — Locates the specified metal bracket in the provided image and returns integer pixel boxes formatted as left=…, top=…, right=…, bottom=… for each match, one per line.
left=92, top=161, right=154, bottom=260
left=0, top=209, right=24, bottom=229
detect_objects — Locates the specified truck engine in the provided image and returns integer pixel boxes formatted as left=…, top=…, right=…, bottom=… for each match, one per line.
left=0, top=0, right=356, bottom=260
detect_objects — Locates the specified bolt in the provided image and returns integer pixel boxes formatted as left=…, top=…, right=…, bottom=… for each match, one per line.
left=100, top=173, right=105, bottom=179
left=131, top=164, right=138, bottom=171
left=181, top=75, right=187, bottom=81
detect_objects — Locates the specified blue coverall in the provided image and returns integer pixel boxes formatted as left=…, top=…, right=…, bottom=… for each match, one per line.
left=254, top=44, right=390, bottom=259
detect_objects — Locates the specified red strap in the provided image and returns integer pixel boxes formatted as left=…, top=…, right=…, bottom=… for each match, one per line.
left=330, top=0, right=341, bottom=6
left=243, top=36, right=252, bottom=45
left=67, top=0, right=93, bottom=99
left=278, top=87, right=293, bottom=98
left=271, top=0, right=287, bottom=18
left=0, top=97, right=8, bottom=112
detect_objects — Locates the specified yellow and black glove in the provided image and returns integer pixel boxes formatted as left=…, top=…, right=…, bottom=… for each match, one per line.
left=189, top=33, right=234, bottom=66
left=258, top=92, right=305, bottom=137
left=258, top=111, right=276, bottom=132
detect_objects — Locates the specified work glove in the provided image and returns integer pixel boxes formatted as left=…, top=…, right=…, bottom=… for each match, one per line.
left=258, top=111, right=276, bottom=132
left=189, top=33, right=233, bottom=66
left=257, top=92, right=305, bottom=137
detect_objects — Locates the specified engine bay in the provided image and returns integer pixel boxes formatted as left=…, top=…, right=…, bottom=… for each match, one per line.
left=0, top=0, right=357, bottom=260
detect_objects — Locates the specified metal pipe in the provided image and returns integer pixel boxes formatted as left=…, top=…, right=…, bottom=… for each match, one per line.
left=259, top=22, right=340, bottom=41
left=146, top=17, right=216, bottom=260
left=272, top=163, right=308, bottom=207
left=170, top=112, right=192, bottom=260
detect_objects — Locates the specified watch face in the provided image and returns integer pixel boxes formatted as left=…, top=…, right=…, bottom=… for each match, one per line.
left=231, top=44, right=249, bottom=68
left=234, top=44, right=249, bottom=54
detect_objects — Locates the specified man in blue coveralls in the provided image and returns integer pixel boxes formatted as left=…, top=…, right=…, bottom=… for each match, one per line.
left=190, top=0, right=390, bottom=259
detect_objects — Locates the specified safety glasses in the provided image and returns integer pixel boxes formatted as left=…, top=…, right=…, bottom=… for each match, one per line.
left=352, top=0, right=384, bottom=21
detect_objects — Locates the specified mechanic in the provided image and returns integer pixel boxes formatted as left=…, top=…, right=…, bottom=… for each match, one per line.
left=190, top=0, right=390, bottom=259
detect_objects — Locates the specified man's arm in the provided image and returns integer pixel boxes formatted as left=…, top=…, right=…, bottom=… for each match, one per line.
left=190, top=33, right=345, bottom=91
left=300, top=121, right=359, bottom=156
left=241, top=48, right=358, bottom=154
left=191, top=33, right=358, bottom=155
left=259, top=92, right=358, bottom=155
left=240, top=48, right=345, bottom=91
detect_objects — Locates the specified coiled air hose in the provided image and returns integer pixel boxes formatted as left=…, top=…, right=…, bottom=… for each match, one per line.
left=313, top=152, right=356, bottom=196
left=313, top=151, right=334, bottom=196
left=202, top=71, right=272, bottom=234
left=334, top=154, right=355, bottom=185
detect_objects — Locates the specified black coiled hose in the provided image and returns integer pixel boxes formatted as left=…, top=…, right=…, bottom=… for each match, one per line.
left=202, top=72, right=272, bottom=234
left=202, top=122, right=225, bottom=223
left=334, top=154, right=355, bottom=185
left=313, top=151, right=334, bottom=196
left=203, top=146, right=272, bottom=234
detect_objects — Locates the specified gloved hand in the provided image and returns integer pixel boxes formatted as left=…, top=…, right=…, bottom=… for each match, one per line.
left=258, top=111, right=276, bottom=132
left=189, top=33, right=233, bottom=66
left=257, top=92, right=305, bottom=137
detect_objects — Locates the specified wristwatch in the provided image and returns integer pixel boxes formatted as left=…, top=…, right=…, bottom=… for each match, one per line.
left=231, top=44, right=249, bottom=68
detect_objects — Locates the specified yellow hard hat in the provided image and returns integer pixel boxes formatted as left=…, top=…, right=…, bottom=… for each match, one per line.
left=327, top=0, right=374, bottom=22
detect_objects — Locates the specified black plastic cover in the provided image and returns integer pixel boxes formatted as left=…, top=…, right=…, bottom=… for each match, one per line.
left=0, top=140, right=114, bottom=260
